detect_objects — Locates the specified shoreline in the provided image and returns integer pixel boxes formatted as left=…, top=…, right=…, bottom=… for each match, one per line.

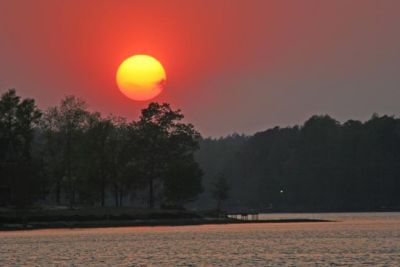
left=0, top=218, right=332, bottom=231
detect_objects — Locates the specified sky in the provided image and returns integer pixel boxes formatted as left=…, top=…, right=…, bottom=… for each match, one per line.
left=1, top=0, right=399, bottom=137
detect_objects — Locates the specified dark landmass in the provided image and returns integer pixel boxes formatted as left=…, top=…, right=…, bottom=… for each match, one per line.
left=2, top=89, right=400, bottom=215
left=0, top=218, right=332, bottom=231
left=196, top=114, right=400, bottom=211
left=0, top=207, right=201, bottom=223
left=0, top=207, right=332, bottom=231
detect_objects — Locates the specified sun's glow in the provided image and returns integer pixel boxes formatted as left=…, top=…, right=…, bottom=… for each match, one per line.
left=116, top=55, right=166, bottom=101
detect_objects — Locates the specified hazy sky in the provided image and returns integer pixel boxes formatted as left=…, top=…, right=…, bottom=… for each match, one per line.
left=1, top=0, right=399, bottom=137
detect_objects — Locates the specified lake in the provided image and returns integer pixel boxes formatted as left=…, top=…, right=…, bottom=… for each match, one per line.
left=1, top=212, right=399, bottom=266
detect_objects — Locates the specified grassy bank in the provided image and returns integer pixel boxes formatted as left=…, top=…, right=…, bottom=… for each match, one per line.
left=0, top=207, right=331, bottom=231
left=0, top=207, right=201, bottom=223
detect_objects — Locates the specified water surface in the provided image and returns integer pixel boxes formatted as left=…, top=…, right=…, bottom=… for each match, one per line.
left=1, top=212, right=399, bottom=266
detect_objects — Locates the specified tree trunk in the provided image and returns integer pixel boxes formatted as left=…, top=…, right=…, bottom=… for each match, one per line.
left=149, top=178, right=154, bottom=208
left=101, top=175, right=105, bottom=207
left=56, top=179, right=61, bottom=205
left=119, top=190, right=123, bottom=207
left=114, top=184, right=119, bottom=207
left=70, top=181, right=76, bottom=208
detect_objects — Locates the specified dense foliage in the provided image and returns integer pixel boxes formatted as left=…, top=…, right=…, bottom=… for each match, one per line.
left=0, top=89, right=202, bottom=208
left=2, top=89, right=400, bottom=212
left=196, top=116, right=400, bottom=211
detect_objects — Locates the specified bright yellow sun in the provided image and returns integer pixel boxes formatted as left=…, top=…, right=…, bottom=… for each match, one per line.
left=116, top=55, right=166, bottom=101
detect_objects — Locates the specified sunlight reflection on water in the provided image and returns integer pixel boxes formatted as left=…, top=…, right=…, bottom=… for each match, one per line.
left=0, top=212, right=399, bottom=266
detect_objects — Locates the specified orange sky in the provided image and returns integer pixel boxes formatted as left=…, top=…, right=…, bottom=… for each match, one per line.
left=1, top=0, right=400, bottom=136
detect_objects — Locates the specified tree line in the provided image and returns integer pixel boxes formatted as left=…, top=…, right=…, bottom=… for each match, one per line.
left=0, top=89, right=203, bottom=208
left=196, top=114, right=400, bottom=211
left=2, top=88, right=400, bottom=212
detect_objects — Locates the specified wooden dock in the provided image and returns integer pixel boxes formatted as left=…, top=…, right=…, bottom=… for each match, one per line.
left=229, top=212, right=260, bottom=221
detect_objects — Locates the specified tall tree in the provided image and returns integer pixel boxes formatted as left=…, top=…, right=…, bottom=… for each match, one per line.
left=131, top=102, right=201, bottom=208
left=211, top=173, right=230, bottom=212
left=0, top=89, right=42, bottom=206
left=41, top=96, right=89, bottom=206
left=109, top=117, right=132, bottom=207
left=80, top=113, right=115, bottom=206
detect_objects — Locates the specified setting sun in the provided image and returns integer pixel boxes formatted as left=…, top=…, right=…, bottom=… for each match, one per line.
left=116, top=55, right=166, bottom=101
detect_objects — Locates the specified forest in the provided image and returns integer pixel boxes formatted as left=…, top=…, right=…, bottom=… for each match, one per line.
left=197, top=115, right=400, bottom=211
left=0, top=89, right=202, bottom=208
left=1, top=89, right=400, bottom=212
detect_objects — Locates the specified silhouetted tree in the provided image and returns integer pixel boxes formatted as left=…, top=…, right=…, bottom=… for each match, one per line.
left=41, top=96, right=89, bottom=206
left=131, top=103, right=201, bottom=208
left=0, top=89, right=42, bottom=207
left=107, top=117, right=132, bottom=207
left=212, top=174, right=230, bottom=212
left=3, top=88, right=400, bottom=213
left=79, top=113, right=116, bottom=206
